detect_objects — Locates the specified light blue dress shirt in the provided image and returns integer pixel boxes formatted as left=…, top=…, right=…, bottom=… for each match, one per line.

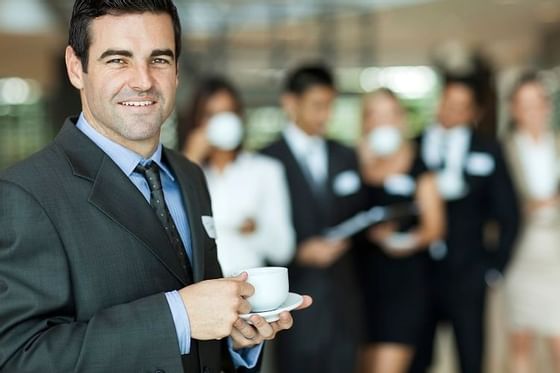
left=76, top=114, right=261, bottom=368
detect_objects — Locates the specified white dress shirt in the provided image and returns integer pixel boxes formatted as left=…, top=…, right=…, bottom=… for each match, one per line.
left=204, top=152, right=295, bottom=276
left=283, top=122, right=328, bottom=186
left=422, top=124, right=471, bottom=171
left=422, top=124, right=471, bottom=200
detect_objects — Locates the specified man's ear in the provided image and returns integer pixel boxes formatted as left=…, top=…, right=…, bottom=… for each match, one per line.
left=281, top=93, right=297, bottom=120
left=65, top=46, right=85, bottom=90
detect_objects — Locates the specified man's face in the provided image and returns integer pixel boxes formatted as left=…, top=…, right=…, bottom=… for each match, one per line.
left=284, top=86, right=335, bottom=136
left=437, top=83, right=478, bottom=129
left=66, top=12, right=178, bottom=153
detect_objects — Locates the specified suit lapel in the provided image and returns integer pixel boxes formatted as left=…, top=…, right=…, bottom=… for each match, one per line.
left=324, top=141, right=342, bottom=219
left=164, top=150, right=206, bottom=283
left=326, top=141, right=339, bottom=199
left=56, top=119, right=188, bottom=285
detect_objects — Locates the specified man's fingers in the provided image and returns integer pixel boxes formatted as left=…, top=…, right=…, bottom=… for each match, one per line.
left=229, top=272, right=248, bottom=282
left=296, top=295, right=313, bottom=310
left=233, top=318, right=258, bottom=340
left=237, top=298, right=252, bottom=314
left=274, top=311, right=294, bottom=331
left=249, top=315, right=275, bottom=339
left=239, top=281, right=255, bottom=297
left=333, top=239, right=350, bottom=251
left=230, top=327, right=262, bottom=349
left=224, top=272, right=254, bottom=297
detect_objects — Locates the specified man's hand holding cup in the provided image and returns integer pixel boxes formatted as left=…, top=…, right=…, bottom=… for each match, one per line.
left=232, top=267, right=312, bottom=349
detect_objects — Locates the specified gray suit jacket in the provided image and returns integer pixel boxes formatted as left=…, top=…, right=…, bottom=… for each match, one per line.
left=0, top=118, right=232, bottom=373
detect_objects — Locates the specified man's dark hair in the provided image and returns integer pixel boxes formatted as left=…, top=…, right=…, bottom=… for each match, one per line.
left=284, top=64, right=335, bottom=95
left=443, top=74, right=483, bottom=108
left=69, top=0, right=182, bottom=72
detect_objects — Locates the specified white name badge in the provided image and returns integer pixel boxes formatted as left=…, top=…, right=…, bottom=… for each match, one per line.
left=384, top=174, right=416, bottom=196
left=201, top=215, right=217, bottom=239
left=333, top=170, right=361, bottom=196
left=466, top=152, right=495, bottom=176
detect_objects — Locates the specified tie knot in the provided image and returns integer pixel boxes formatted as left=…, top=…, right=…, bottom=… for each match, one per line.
left=135, top=162, right=162, bottom=192
left=135, top=161, right=158, bottom=173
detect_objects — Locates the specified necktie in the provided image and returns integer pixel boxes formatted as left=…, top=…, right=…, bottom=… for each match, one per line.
left=299, top=141, right=328, bottom=199
left=134, top=162, right=193, bottom=281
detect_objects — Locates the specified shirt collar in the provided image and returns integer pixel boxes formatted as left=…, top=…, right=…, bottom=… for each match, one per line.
left=76, top=113, right=174, bottom=181
left=283, top=122, right=325, bottom=158
left=432, top=123, right=470, bottom=135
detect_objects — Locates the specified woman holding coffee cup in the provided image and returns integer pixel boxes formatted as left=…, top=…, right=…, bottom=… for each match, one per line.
left=355, top=88, right=445, bottom=373
left=178, top=76, right=295, bottom=277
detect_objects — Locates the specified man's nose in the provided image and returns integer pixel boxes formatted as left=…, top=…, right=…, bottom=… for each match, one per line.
left=129, top=63, right=154, bottom=92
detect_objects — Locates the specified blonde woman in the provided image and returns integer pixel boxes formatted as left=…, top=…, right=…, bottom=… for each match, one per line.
left=356, top=88, right=444, bottom=373
left=503, top=73, right=560, bottom=373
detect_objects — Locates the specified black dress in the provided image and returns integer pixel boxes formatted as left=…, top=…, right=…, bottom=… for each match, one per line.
left=356, top=153, right=431, bottom=346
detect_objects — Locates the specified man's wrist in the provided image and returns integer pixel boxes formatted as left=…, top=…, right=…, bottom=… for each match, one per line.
left=165, top=290, right=192, bottom=354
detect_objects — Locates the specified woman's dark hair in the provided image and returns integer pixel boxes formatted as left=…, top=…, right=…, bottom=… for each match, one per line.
left=69, top=0, right=182, bottom=72
left=284, top=63, right=335, bottom=95
left=177, top=76, right=244, bottom=152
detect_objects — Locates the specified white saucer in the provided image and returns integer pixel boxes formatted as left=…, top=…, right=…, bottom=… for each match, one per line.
left=240, top=292, right=303, bottom=323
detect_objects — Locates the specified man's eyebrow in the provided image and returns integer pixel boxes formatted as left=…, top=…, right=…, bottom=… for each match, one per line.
left=150, top=49, right=175, bottom=59
left=98, top=49, right=133, bottom=60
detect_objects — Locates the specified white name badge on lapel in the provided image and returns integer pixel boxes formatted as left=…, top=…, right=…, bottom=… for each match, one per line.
left=466, top=152, right=495, bottom=176
left=384, top=174, right=416, bottom=196
left=333, top=170, right=361, bottom=196
left=201, top=216, right=217, bottom=239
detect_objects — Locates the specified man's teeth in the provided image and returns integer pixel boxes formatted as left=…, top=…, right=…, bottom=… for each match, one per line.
left=121, top=101, right=154, bottom=107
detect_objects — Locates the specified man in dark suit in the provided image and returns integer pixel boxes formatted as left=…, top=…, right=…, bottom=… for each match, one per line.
left=0, top=1, right=310, bottom=372
left=409, top=78, right=520, bottom=373
left=261, top=65, right=364, bottom=373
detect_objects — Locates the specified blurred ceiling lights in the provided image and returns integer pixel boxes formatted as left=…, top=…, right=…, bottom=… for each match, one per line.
left=0, top=0, right=56, bottom=33
left=0, top=77, right=42, bottom=105
left=359, top=66, right=437, bottom=99
left=37, top=0, right=435, bottom=35
left=180, top=0, right=435, bottom=33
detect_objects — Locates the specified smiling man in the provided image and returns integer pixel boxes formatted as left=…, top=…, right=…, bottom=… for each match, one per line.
left=0, top=1, right=310, bottom=372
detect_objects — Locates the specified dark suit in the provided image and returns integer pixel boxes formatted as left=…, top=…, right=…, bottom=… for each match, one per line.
left=261, top=136, right=364, bottom=373
left=0, top=118, right=240, bottom=373
left=410, top=131, right=519, bottom=373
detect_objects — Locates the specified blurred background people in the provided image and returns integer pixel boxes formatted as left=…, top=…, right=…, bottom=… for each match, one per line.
left=410, top=76, right=520, bottom=373
left=502, top=72, right=560, bottom=373
left=5, top=1, right=560, bottom=372
left=178, top=76, right=295, bottom=276
left=355, top=88, right=444, bottom=373
left=261, top=64, right=365, bottom=373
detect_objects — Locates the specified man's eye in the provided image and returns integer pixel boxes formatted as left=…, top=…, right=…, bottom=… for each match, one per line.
left=107, top=58, right=125, bottom=65
left=153, top=58, right=171, bottom=65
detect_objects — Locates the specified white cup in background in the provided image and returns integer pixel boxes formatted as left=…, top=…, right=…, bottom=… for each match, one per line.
left=244, top=267, right=289, bottom=312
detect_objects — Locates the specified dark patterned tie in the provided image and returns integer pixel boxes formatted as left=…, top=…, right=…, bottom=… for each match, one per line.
left=135, top=162, right=193, bottom=281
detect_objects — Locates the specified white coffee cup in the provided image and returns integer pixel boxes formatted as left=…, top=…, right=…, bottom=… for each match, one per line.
left=244, top=267, right=289, bottom=312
